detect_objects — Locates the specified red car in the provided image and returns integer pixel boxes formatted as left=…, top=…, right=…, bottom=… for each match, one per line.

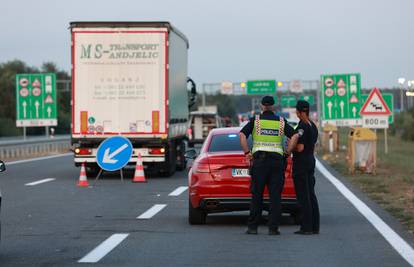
left=186, top=127, right=300, bottom=224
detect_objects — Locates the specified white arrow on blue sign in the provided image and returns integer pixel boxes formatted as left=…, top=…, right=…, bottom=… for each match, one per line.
left=96, top=136, right=133, bottom=171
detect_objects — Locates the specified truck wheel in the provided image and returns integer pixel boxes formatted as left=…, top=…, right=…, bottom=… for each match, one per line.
left=189, top=200, right=206, bottom=225
left=86, top=166, right=100, bottom=178
left=160, top=143, right=176, bottom=177
left=176, top=141, right=187, bottom=171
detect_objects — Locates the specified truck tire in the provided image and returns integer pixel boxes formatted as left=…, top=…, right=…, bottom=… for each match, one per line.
left=159, top=143, right=176, bottom=177
left=176, top=141, right=187, bottom=171
left=189, top=200, right=206, bottom=225
left=86, top=166, right=100, bottom=178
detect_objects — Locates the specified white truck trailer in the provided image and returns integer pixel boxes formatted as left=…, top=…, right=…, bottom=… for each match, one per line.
left=70, top=21, right=196, bottom=176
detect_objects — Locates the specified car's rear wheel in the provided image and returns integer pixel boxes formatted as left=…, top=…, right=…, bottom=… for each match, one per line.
left=188, top=200, right=206, bottom=225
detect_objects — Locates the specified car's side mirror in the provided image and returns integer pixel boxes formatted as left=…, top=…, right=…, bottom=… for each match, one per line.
left=184, top=149, right=197, bottom=160
left=0, top=161, right=6, bottom=172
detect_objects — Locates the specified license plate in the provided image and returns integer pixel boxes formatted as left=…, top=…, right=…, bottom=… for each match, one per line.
left=136, top=148, right=149, bottom=156
left=232, top=168, right=250, bottom=177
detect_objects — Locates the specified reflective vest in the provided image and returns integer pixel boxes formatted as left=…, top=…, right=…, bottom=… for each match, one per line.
left=252, top=115, right=285, bottom=155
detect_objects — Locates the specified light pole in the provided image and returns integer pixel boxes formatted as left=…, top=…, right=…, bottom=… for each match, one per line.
left=408, top=80, right=414, bottom=109
left=398, top=77, right=406, bottom=111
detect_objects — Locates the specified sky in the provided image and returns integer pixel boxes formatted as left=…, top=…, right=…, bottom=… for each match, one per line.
left=1, top=0, right=413, bottom=88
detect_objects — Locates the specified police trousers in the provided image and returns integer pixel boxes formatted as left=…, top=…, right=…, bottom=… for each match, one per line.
left=248, top=155, right=284, bottom=230
left=292, top=157, right=320, bottom=232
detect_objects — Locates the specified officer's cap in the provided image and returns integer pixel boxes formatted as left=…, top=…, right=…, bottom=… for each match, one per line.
left=261, top=96, right=275, bottom=106
left=296, top=100, right=310, bottom=111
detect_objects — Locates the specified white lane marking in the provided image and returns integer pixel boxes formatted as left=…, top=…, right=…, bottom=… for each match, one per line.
left=25, top=178, right=56, bottom=186
left=7, top=153, right=72, bottom=166
left=137, top=204, right=167, bottom=219
left=316, top=159, right=414, bottom=266
left=78, top=233, right=129, bottom=263
left=168, top=186, right=188, bottom=196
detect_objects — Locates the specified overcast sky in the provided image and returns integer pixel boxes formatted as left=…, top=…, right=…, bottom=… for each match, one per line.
left=1, top=0, right=413, bottom=88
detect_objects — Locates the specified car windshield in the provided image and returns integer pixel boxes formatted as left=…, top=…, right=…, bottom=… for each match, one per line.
left=208, top=133, right=252, bottom=152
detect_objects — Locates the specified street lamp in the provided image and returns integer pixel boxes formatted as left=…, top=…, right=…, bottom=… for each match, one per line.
left=398, top=77, right=406, bottom=111
left=408, top=80, right=414, bottom=109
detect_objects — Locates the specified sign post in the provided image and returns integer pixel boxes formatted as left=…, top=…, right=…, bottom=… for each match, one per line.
left=360, top=88, right=392, bottom=154
left=321, top=73, right=362, bottom=126
left=16, top=73, right=58, bottom=137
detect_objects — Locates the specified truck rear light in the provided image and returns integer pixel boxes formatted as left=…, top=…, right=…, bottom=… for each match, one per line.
left=75, top=148, right=92, bottom=155
left=149, top=148, right=165, bottom=155
left=193, top=162, right=210, bottom=173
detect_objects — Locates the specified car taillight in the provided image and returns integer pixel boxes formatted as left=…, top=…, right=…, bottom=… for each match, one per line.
left=149, top=148, right=165, bottom=155
left=193, top=162, right=210, bottom=173
left=75, top=148, right=92, bottom=155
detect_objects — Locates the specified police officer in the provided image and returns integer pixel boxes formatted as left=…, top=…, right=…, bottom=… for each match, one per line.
left=240, top=96, right=295, bottom=235
left=286, top=100, right=320, bottom=235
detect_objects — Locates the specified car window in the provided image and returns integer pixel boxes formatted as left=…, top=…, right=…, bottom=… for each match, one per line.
left=208, top=133, right=252, bottom=152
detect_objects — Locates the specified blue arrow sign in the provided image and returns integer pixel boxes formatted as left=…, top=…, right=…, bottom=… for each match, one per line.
left=96, top=136, right=133, bottom=171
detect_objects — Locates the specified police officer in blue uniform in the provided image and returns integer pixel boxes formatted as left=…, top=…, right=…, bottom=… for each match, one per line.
left=240, top=96, right=295, bottom=235
left=286, top=100, right=320, bottom=235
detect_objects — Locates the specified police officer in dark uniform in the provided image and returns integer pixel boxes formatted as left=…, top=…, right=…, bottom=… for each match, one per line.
left=286, top=100, right=320, bottom=235
left=240, top=96, right=295, bottom=235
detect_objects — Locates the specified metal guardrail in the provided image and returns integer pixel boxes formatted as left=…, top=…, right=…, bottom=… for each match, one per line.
left=0, top=135, right=71, bottom=159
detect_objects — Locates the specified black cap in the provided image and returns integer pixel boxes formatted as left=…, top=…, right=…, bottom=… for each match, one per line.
left=261, top=96, right=275, bottom=106
left=296, top=100, right=310, bottom=111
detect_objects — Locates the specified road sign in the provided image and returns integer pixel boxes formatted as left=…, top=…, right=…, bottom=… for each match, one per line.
left=96, top=136, right=133, bottom=171
left=247, top=80, right=276, bottom=95
left=361, top=93, right=394, bottom=123
left=281, top=95, right=297, bottom=108
left=362, top=116, right=389, bottom=129
left=299, top=95, right=315, bottom=105
left=360, top=88, right=391, bottom=129
left=360, top=88, right=391, bottom=116
left=221, top=81, right=233, bottom=95
left=16, top=73, right=57, bottom=127
left=289, top=80, right=303, bottom=93
left=321, top=73, right=362, bottom=127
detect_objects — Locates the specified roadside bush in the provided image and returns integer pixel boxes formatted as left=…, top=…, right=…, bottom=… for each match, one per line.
left=392, top=107, right=414, bottom=141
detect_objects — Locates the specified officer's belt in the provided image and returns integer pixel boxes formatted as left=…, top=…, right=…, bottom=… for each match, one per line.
left=253, top=151, right=283, bottom=160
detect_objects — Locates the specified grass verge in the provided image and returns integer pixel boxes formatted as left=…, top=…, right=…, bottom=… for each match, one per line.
left=321, top=128, right=414, bottom=233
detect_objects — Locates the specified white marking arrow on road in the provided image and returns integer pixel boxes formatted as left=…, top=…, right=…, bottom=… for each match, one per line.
left=352, top=106, right=357, bottom=117
left=327, top=101, right=333, bottom=118
left=47, top=107, right=52, bottom=118
left=102, top=144, right=129, bottom=164
left=340, top=101, right=345, bottom=118
left=35, top=101, right=40, bottom=118
left=22, top=101, right=27, bottom=118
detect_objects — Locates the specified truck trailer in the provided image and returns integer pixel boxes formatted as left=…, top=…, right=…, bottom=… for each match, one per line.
left=70, top=21, right=196, bottom=176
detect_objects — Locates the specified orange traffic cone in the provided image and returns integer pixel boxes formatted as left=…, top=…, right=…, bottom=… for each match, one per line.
left=132, top=153, right=146, bottom=183
left=77, top=162, right=89, bottom=187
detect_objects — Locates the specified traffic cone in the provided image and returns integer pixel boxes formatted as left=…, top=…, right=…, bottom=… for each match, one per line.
left=77, top=162, right=89, bottom=187
left=132, top=153, right=146, bottom=183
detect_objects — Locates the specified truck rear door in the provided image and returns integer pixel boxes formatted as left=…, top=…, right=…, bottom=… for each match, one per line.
left=71, top=26, right=168, bottom=137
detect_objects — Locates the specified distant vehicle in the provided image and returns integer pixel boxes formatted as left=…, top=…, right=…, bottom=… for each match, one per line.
left=185, top=127, right=299, bottom=225
left=0, top=160, right=6, bottom=240
left=187, top=111, right=222, bottom=146
left=70, top=21, right=196, bottom=177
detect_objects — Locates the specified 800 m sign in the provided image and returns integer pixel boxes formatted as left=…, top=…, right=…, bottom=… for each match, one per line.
left=362, top=116, right=389, bottom=129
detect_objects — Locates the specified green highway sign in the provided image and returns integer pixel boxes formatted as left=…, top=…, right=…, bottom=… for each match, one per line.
left=16, top=73, right=57, bottom=127
left=321, top=73, right=362, bottom=127
left=281, top=95, right=297, bottom=108
left=247, top=80, right=276, bottom=95
left=361, top=93, right=394, bottom=124
left=299, top=95, right=315, bottom=105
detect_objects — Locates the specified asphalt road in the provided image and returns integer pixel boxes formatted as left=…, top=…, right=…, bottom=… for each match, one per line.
left=0, top=154, right=412, bottom=266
